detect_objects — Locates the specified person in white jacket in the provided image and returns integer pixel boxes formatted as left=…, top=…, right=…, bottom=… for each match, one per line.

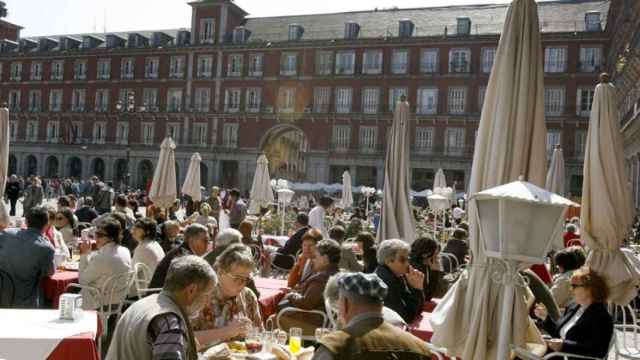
left=130, top=218, right=165, bottom=296
left=78, top=217, right=132, bottom=310
left=308, top=196, right=334, bottom=239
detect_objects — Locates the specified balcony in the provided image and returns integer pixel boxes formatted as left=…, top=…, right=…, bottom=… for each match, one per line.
left=412, top=144, right=474, bottom=159
left=449, top=61, right=470, bottom=73
left=577, top=61, right=602, bottom=73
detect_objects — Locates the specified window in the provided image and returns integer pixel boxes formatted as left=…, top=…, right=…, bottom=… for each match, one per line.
left=224, top=88, right=241, bottom=113
left=93, top=122, right=106, bottom=144
left=415, top=127, right=434, bottom=153
left=544, top=47, right=567, bottom=73
left=246, top=88, right=262, bottom=112
left=116, top=122, right=129, bottom=145
left=278, top=87, right=296, bottom=112
left=335, top=51, right=355, bottom=75
left=95, top=89, right=110, bottom=112
left=391, top=49, right=409, bottom=74
left=193, top=123, right=207, bottom=147
left=167, top=123, right=180, bottom=143
left=478, top=86, right=487, bottom=113
left=417, top=88, right=438, bottom=115
left=9, top=121, right=17, bottom=141
left=544, top=87, right=565, bottom=116
left=248, top=54, right=263, bottom=77
left=445, top=128, right=465, bottom=156
left=575, top=130, right=587, bottom=158
left=47, top=121, right=60, bottom=143
left=332, top=125, right=351, bottom=151
left=222, top=123, right=239, bottom=148
left=97, top=59, right=111, bottom=80
left=200, top=18, right=215, bottom=44
left=51, top=60, right=64, bottom=81
left=143, top=88, right=158, bottom=111
left=197, top=55, right=213, bottom=79
left=167, top=88, right=183, bottom=112
left=577, top=88, right=595, bottom=116
left=313, top=87, right=331, bottom=113
left=227, top=54, right=243, bottom=77
left=362, top=88, right=380, bottom=114
left=316, top=51, right=333, bottom=75
left=194, top=88, right=211, bottom=112
left=359, top=126, right=377, bottom=152
left=145, top=57, right=159, bottom=79
left=121, top=58, right=134, bottom=79
left=448, top=87, right=467, bottom=114
left=49, top=89, right=63, bottom=112
left=28, top=90, right=41, bottom=112
left=119, top=88, right=135, bottom=110
left=579, top=47, right=602, bottom=72
left=70, top=122, right=82, bottom=144
left=389, top=87, right=408, bottom=112
left=169, top=56, right=185, bottom=79
left=26, top=121, right=38, bottom=142
left=10, top=62, right=22, bottom=81
left=363, top=50, right=383, bottom=75
left=585, top=12, right=601, bottom=32
left=420, top=49, right=439, bottom=73
left=74, top=60, right=87, bottom=80
left=546, top=130, right=561, bottom=157
left=449, top=48, right=471, bottom=73
left=8, top=90, right=20, bottom=111
left=280, top=53, right=297, bottom=75
left=335, top=87, right=352, bottom=114
left=142, top=123, right=155, bottom=145
left=71, top=89, right=86, bottom=112
left=481, top=47, right=496, bottom=73
left=30, top=62, right=42, bottom=80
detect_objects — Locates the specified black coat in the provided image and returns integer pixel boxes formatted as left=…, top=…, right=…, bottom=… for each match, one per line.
left=540, top=302, right=613, bottom=359
left=375, top=264, right=424, bottom=323
left=149, top=242, right=192, bottom=289
left=279, top=226, right=310, bottom=257
left=5, top=181, right=21, bottom=200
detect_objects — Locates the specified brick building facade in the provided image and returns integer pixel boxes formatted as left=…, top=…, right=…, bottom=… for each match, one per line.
left=3, top=0, right=609, bottom=194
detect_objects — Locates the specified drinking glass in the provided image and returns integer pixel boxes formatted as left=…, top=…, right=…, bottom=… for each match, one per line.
left=275, top=329, right=288, bottom=346
left=289, top=327, right=302, bottom=354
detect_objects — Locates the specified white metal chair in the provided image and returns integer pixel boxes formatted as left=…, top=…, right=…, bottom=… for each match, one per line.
left=613, top=304, right=640, bottom=359
left=324, top=297, right=339, bottom=330
left=512, top=333, right=616, bottom=360
left=276, top=306, right=330, bottom=341
left=133, top=262, right=162, bottom=298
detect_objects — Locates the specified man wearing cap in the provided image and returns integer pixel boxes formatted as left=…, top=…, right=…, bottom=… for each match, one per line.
left=313, top=272, right=431, bottom=360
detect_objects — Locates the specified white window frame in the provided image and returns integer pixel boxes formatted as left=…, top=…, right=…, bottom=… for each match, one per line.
left=70, top=121, right=82, bottom=144
left=362, top=88, right=380, bottom=114
left=278, top=87, right=296, bottom=113
left=415, top=127, right=434, bottom=153
left=26, top=121, right=39, bottom=142
left=116, top=122, right=129, bottom=145
left=544, top=87, right=565, bottom=116
left=280, top=53, right=297, bottom=76
left=448, top=87, right=467, bottom=114
left=222, top=123, right=239, bottom=148
left=246, top=88, right=262, bottom=113
left=391, top=49, right=409, bottom=74
left=248, top=54, right=263, bottom=77
left=313, top=87, right=331, bottom=113
left=167, top=123, right=180, bottom=143
left=49, top=89, right=63, bottom=112
left=93, top=122, right=106, bottom=145
left=8, top=90, right=21, bottom=111
left=169, top=56, right=185, bottom=79
left=74, top=60, right=88, bottom=80
left=579, top=46, right=602, bottom=73
left=389, top=87, right=408, bottom=112
left=316, top=51, right=333, bottom=75
left=335, top=87, right=352, bottom=114
left=445, top=127, right=466, bottom=156
left=575, top=130, right=587, bottom=158
left=199, top=18, right=215, bottom=44
left=121, top=57, right=135, bottom=79
left=10, top=62, right=22, bottom=81
left=28, top=90, right=41, bottom=112
left=544, top=47, right=567, bottom=73
left=227, top=54, right=243, bottom=77
left=30, top=61, right=43, bottom=81
left=47, top=120, right=60, bottom=144
left=97, top=58, right=111, bottom=80
left=167, top=88, right=183, bottom=112
left=197, top=55, right=213, bottom=79
left=142, top=88, right=158, bottom=111
left=362, top=50, right=383, bottom=75
left=141, top=123, right=155, bottom=145
left=95, top=89, right=110, bottom=112
left=51, top=60, right=64, bottom=81
left=224, top=88, right=242, bottom=113
left=145, top=57, right=160, bottom=79
left=546, top=130, right=561, bottom=158
left=9, top=121, right=17, bottom=141
left=420, top=48, right=439, bottom=73
left=449, top=48, right=471, bottom=73
left=481, top=47, right=496, bottom=73
left=335, top=51, right=355, bottom=75
left=417, top=87, right=438, bottom=115
left=332, top=125, right=351, bottom=151
left=194, top=87, right=211, bottom=112
left=577, top=87, right=595, bottom=117
left=71, top=89, right=86, bottom=112
left=193, top=123, right=208, bottom=147
left=359, top=126, right=377, bottom=153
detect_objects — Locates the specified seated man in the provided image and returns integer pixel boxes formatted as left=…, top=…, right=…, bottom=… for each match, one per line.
left=159, top=220, right=183, bottom=254
left=0, top=206, right=54, bottom=308
left=287, top=228, right=323, bottom=288
left=106, top=255, right=217, bottom=360
left=271, top=213, right=310, bottom=270
left=313, top=272, right=431, bottom=360
left=329, top=225, right=362, bottom=272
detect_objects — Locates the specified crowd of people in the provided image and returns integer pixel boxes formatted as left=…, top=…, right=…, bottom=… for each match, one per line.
left=0, top=174, right=624, bottom=360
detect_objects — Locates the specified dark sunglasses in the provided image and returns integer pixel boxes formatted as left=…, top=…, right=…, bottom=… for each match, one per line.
left=570, top=283, right=585, bottom=289
left=95, top=231, right=109, bottom=238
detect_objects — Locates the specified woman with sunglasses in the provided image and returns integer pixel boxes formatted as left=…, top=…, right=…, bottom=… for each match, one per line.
left=54, top=208, right=77, bottom=250
left=44, top=206, right=70, bottom=258
left=409, top=236, right=446, bottom=303
left=193, top=244, right=262, bottom=346
left=533, top=267, right=613, bottom=358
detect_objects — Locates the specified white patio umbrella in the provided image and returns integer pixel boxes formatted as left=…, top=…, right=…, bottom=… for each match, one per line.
left=249, top=154, right=275, bottom=214
left=181, top=152, right=202, bottom=202
left=582, top=77, right=639, bottom=305
left=430, top=0, right=548, bottom=359
left=434, top=168, right=447, bottom=190
left=545, top=145, right=566, bottom=196
left=0, top=107, right=9, bottom=227
left=376, top=97, right=417, bottom=243
left=340, top=171, right=354, bottom=209
left=149, top=137, right=177, bottom=209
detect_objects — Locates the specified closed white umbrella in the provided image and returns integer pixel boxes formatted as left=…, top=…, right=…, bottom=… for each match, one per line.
left=181, top=152, right=202, bottom=202
left=0, top=107, right=9, bottom=227
left=434, top=168, right=447, bottom=190
left=376, top=97, right=417, bottom=243
left=340, top=171, right=354, bottom=209
left=149, top=137, right=177, bottom=209
left=430, top=0, right=548, bottom=359
left=545, top=145, right=566, bottom=196
left=582, top=77, right=639, bottom=305
left=249, top=154, right=275, bottom=214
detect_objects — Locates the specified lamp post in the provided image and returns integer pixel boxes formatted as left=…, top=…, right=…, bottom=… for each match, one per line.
left=361, top=186, right=375, bottom=221
left=277, top=188, right=294, bottom=236
left=125, top=147, right=131, bottom=191
left=472, top=177, right=577, bottom=360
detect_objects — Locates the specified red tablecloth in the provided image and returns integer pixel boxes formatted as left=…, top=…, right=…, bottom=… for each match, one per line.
left=49, top=310, right=102, bottom=360
left=423, top=298, right=441, bottom=313
left=42, top=271, right=79, bottom=308
left=409, top=311, right=434, bottom=342
left=255, top=278, right=288, bottom=320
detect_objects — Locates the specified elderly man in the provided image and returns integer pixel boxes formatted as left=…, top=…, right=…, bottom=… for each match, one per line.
left=313, top=272, right=431, bottom=360
left=106, top=255, right=217, bottom=360
left=149, top=224, right=210, bottom=289
left=23, top=177, right=44, bottom=217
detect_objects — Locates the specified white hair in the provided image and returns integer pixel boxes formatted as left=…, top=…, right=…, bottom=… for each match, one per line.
left=215, top=228, right=242, bottom=247
left=376, top=239, right=410, bottom=265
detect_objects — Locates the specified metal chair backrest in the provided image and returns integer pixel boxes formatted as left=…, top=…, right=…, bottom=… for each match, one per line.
left=0, top=269, right=15, bottom=308
left=100, top=270, right=134, bottom=318
left=324, top=297, right=339, bottom=330
left=133, top=262, right=152, bottom=297
left=613, top=303, right=640, bottom=357
left=440, top=253, right=459, bottom=273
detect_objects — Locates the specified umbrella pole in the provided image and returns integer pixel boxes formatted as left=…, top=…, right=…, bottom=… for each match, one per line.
left=496, top=260, right=517, bottom=360
left=280, top=203, right=285, bottom=236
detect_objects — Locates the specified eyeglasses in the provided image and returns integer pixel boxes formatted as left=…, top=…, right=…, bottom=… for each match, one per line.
left=95, top=231, right=108, bottom=238
left=396, top=256, right=409, bottom=263
left=570, top=283, right=586, bottom=289
left=225, top=272, right=253, bottom=285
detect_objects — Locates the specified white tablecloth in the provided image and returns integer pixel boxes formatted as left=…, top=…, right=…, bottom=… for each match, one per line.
left=0, top=309, right=97, bottom=360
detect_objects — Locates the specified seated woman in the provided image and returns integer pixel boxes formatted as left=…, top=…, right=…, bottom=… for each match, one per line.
left=330, top=225, right=362, bottom=272
left=376, top=239, right=425, bottom=323
left=78, top=217, right=132, bottom=310
left=239, top=220, right=261, bottom=248
left=441, top=228, right=469, bottom=272
left=44, top=206, right=70, bottom=258
left=279, top=239, right=341, bottom=336
left=551, top=248, right=585, bottom=309
left=355, top=232, right=378, bottom=274
left=54, top=208, right=77, bottom=253
left=194, top=244, right=262, bottom=346
left=287, top=228, right=323, bottom=288
left=409, top=237, right=446, bottom=303
left=193, top=203, right=218, bottom=237
left=131, top=218, right=165, bottom=282
left=534, top=267, right=613, bottom=359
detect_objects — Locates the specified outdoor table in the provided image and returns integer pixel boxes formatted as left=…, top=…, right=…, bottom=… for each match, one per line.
left=0, top=309, right=100, bottom=360
left=255, top=277, right=288, bottom=320
left=423, top=297, right=442, bottom=313
left=408, top=311, right=434, bottom=342
left=42, top=271, right=79, bottom=308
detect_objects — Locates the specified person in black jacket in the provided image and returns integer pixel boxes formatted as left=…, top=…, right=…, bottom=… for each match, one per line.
left=410, top=237, right=447, bottom=302
left=272, top=213, right=310, bottom=269
left=355, top=232, right=377, bottom=273
left=375, top=239, right=425, bottom=323
left=533, top=267, right=613, bottom=359
left=5, top=175, right=21, bottom=216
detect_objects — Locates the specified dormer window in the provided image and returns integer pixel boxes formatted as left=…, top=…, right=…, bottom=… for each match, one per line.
left=399, top=19, right=414, bottom=38
left=585, top=11, right=601, bottom=32
left=344, top=22, right=360, bottom=40
left=288, top=24, right=303, bottom=41
left=457, top=17, right=471, bottom=35
left=200, top=18, right=215, bottom=44
left=106, top=34, right=126, bottom=49
left=233, top=27, right=250, bottom=44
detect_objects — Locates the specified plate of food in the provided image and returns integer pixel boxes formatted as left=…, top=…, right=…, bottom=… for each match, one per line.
left=63, top=262, right=79, bottom=271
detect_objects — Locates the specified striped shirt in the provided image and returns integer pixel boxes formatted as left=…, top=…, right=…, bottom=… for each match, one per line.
left=148, top=313, right=188, bottom=360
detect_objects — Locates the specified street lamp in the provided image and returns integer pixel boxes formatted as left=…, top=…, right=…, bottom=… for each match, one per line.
left=277, top=188, right=294, bottom=236
left=125, top=147, right=131, bottom=191
left=361, top=186, right=376, bottom=220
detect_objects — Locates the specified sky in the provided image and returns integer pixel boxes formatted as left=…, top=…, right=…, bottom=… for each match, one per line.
left=8, top=0, right=516, bottom=37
